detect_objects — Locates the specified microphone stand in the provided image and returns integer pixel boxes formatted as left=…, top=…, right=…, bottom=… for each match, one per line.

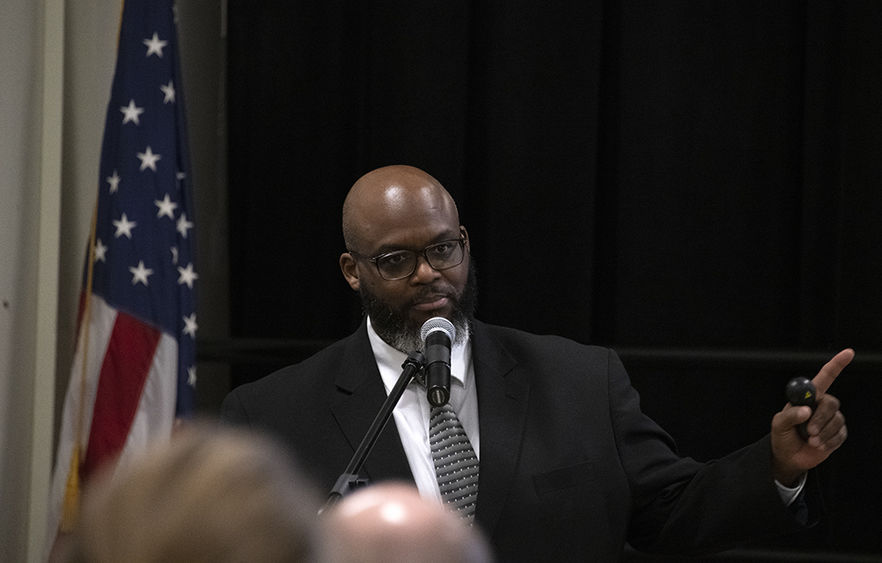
left=320, top=351, right=425, bottom=514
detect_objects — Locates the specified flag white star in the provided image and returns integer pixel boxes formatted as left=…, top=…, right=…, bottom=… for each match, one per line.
left=112, top=213, right=137, bottom=239
left=137, top=146, right=161, bottom=171
left=120, top=99, right=145, bottom=125
left=129, top=261, right=153, bottom=286
left=94, top=238, right=107, bottom=262
left=182, top=313, right=198, bottom=338
left=106, top=170, right=121, bottom=193
left=155, top=194, right=178, bottom=219
left=187, top=366, right=197, bottom=387
left=177, top=213, right=194, bottom=238
left=170, top=246, right=179, bottom=265
left=143, top=32, right=168, bottom=57
left=160, top=80, right=176, bottom=104
left=177, top=263, right=199, bottom=288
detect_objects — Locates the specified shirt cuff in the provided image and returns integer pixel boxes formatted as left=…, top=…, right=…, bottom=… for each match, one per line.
left=775, top=472, right=807, bottom=506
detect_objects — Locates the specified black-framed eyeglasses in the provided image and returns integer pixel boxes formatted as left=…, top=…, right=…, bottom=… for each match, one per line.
left=349, top=238, right=466, bottom=281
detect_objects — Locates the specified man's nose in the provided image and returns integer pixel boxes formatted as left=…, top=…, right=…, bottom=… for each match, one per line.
left=410, top=255, right=440, bottom=283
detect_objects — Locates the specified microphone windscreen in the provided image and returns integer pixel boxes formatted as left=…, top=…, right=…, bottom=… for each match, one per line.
left=420, top=316, right=456, bottom=344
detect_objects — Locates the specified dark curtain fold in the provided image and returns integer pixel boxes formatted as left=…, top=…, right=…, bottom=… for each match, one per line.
left=226, top=0, right=882, bottom=554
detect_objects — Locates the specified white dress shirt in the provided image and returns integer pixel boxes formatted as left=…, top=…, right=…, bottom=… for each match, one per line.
left=367, top=317, right=480, bottom=503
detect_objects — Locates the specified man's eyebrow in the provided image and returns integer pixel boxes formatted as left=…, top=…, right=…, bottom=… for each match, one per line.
left=371, top=233, right=461, bottom=256
left=371, top=244, right=407, bottom=256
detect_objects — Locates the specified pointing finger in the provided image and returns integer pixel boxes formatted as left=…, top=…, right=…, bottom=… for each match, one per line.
left=812, top=348, right=854, bottom=395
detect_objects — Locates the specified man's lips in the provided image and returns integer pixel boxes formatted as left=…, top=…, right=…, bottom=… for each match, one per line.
left=412, top=295, right=450, bottom=311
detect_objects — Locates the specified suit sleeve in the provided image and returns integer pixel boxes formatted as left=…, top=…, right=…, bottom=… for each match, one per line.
left=606, top=349, right=811, bottom=553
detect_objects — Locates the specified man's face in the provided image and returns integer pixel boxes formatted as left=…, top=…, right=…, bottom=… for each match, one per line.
left=339, top=175, right=475, bottom=352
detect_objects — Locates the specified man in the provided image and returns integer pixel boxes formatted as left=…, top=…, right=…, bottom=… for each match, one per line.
left=222, top=165, right=850, bottom=561
left=319, top=482, right=494, bottom=563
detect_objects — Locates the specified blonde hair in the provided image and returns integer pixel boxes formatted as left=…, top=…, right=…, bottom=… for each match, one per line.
left=70, top=423, right=318, bottom=563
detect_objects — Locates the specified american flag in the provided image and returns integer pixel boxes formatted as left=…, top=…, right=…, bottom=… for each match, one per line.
left=48, top=0, right=196, bottom=545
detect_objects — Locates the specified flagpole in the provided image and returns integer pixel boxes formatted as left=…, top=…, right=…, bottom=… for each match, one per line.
left=60, top=199, right=98, bottom=533
left=53, top=0, right=196, bottom=536
left=58, top=0, right=126, bottom=533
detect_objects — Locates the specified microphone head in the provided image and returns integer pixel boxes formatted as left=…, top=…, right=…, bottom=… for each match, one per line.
left=420, top=316, right=456, bottom=344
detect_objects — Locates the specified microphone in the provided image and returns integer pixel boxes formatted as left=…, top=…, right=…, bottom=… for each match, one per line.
left=420, top=317, right=456, bottom=407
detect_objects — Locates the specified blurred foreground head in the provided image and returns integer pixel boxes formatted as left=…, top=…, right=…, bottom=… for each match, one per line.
left=69, top=423, right=319, bottom=563
left=319, top=482, right=494, bottom=563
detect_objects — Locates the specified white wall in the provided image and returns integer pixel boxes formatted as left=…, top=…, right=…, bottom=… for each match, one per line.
left=0, top=0, right=42, bottom=556
left=0, top=1, right=225, bottom=560
left=0, top=0, right=63, bottom=560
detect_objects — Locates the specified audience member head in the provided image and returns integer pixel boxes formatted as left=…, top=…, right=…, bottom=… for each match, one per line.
left=68, top=422, right=319, bottom=563
left=318, top=482, right=494, bottom=563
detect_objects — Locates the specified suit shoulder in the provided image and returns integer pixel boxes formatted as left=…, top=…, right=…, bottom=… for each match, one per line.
left=223, top=333, right=355, bottom=405
left=477, top=321, right=612, bottom=358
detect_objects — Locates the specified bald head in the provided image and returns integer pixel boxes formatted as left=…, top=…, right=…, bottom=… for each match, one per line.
left=319, top=483, right=493, bottom=563
left=342, top=165, right=460, bottom=253
left=338, top=165, right=473, bottom=350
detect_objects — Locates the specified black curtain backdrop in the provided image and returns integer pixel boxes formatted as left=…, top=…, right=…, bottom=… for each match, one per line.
left=224, top=1, right=882, bottom=557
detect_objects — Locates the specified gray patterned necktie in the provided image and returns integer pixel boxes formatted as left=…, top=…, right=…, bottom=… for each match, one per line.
left=429, top=401, right=480, bottom=523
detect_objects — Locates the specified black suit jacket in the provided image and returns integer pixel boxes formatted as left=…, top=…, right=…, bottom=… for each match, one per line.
left=221, top=320, right=810, bottom=561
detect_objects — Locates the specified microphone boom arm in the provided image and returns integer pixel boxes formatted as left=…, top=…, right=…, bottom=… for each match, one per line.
left=320, top=351, right=425, bottom=513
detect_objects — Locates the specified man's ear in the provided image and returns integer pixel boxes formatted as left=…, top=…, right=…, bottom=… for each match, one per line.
left=339, top=253, right=360, bottom=291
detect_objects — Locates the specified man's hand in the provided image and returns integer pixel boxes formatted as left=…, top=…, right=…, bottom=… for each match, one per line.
left=771, top=348, right=853, bottom=486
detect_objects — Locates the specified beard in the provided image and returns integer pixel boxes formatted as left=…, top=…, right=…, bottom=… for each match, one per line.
left=359, top=261, right=478, bottom=353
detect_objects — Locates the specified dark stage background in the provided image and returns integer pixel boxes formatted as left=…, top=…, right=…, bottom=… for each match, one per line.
left=213, top=1, right=882, bottom=560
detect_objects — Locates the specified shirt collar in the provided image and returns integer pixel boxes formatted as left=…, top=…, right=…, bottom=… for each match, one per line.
left=366, top=316, right=470, bottom=389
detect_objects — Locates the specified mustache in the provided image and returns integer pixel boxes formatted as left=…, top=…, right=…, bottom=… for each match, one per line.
left=409, top=285, right=457, bottom=306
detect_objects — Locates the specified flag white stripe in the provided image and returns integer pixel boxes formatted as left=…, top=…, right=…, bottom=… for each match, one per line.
left=116, top=332, right=177, bottom=472
left=46, top=294, right=115, bottom=550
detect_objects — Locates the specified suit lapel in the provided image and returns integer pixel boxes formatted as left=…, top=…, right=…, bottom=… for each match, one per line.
left=471, top=322, right=530, bottom=536
left=329, top=322, right=414, bottom=486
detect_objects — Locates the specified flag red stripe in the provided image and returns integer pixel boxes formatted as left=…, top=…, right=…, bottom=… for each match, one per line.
left=82, top=310, right=160, bottom=478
